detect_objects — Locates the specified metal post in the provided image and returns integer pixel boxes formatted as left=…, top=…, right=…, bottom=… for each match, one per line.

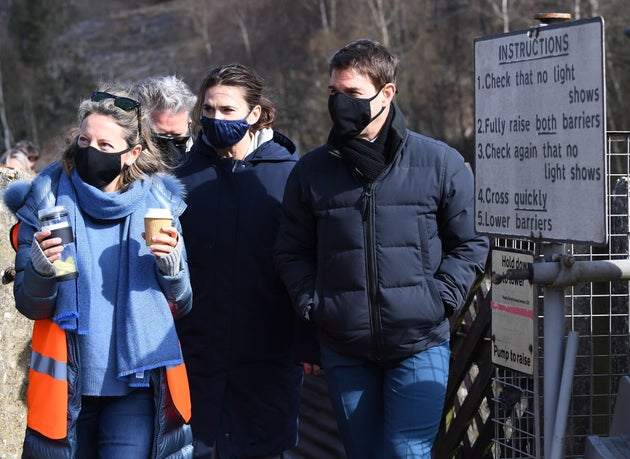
left=550, top=330, right=579, bottom=459
left=532, top=13, right=573, bottom=458
left=542, top=242, right=566, bottom=459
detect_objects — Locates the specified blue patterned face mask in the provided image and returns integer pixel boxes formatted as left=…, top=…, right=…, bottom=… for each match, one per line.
left=200, top=115, right=250, bottom=149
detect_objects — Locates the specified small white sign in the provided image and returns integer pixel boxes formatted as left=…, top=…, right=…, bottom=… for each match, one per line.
left=475, top=17, right=606, bottom=244
left=491, top=249, right=535, bottom=375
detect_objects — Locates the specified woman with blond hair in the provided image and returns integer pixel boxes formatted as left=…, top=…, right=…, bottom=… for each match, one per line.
left=5, top=81, right=194, bottom=458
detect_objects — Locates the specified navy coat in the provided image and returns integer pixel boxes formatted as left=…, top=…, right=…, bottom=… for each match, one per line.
left=275, top=105, right=489, bottom=364
left=175, top=131, right=303, bottom=458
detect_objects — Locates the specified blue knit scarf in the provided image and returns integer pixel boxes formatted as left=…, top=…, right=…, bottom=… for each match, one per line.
left=54, top=170, right=184, bottom=387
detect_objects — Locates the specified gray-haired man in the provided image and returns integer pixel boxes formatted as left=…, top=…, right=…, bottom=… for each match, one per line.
left=136, top=75, right=197, bottom=166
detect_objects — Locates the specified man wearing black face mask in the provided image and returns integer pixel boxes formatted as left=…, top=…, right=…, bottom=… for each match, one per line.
left=135, top=75, right=197, bottom=167
left=275, top=39, right=489, bottom=459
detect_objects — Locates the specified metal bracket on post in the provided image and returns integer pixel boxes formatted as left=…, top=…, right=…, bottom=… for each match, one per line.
left=493, top=256, right=630, bottom=286
left=494, top=254, right=630, bottom=459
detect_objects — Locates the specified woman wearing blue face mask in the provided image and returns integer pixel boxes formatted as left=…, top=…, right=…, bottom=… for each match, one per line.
left=5, top=82, right=193, bottom=458
left=174, top=64, right=315, bottom=459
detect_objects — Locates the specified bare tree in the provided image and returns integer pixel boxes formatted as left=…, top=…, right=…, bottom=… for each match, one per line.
left=0, top=58, right=12, bottom=151
left=184, top=0, right=212, bottom=61
left=235, top=12, right=253, bottom=62
left=1, top=0, right=628, bottom=166
left=312, top=0, right=336, bottom=32
left=367, top=0, right=391, bottom=47
left=492, top=0, right=510, bottom=32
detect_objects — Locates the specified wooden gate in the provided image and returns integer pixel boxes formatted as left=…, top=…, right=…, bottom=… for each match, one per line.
left=433, top=268, right=495, bottom=459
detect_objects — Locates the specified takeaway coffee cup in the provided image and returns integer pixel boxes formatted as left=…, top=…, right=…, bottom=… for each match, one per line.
left=144, top=208, right=173, bottom=246
left=38, top=205, right=79, bottom=281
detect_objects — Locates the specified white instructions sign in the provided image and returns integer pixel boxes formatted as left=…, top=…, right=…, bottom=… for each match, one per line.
left=491, top=249, right=535, bottom=375
left=475, top=17, right=606, bottom=244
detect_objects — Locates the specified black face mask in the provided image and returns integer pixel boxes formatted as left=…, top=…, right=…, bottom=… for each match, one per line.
left=328, top=88, right=386, bottom=139
left=75, top=145, right=129, bottom=189
left=154, top=136, right=188, bottom=167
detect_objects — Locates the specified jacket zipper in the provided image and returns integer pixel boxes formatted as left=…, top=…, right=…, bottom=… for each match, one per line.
left=362, top=182, right=383, bottom=362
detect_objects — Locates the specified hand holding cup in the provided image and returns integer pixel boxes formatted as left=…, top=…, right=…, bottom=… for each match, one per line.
left=144, top=208, right=173, bottom=248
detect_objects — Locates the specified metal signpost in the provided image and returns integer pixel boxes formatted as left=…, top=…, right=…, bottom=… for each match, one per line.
left=475, top=16, right=606, bottom=459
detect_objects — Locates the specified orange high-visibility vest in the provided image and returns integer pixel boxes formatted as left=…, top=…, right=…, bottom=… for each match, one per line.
left=27, top=319, right=68, bottom=439
left=9, top=221, right=20, bottom=252
left=26, top=320, right=191, bottom=439
left=166, top=361, right=192, bottom=422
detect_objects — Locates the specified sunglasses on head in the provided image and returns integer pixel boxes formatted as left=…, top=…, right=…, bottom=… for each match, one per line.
left=91, top=91, right=142, bottom=136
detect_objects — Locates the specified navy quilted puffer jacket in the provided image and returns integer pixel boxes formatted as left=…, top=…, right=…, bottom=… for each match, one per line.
left=275, top=104, right=489, bottom=364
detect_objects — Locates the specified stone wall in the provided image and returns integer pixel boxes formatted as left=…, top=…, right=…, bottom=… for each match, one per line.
left=0, top=167, right=33, bottom=457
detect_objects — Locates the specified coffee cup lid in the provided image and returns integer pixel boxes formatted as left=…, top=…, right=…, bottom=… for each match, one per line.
left=145, top=208, right=172, bottom=218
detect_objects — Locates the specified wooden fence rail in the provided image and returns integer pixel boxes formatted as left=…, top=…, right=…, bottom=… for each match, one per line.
left=434, top=269, right=494, bottom=458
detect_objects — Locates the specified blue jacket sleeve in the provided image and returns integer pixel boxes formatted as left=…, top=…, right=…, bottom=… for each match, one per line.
left=13, top=218, right=59, bottom=320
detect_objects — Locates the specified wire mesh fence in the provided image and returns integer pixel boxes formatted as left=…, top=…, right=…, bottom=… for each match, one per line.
left=491, top=131, right=630, bottom=458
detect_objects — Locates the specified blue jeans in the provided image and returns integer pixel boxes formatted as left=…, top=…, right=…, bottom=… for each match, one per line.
left=320, top=341, right=450, bottom=459
left=76, top=388, right=154, bottom=458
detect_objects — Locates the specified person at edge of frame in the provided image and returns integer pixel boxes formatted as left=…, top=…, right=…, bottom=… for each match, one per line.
left=4, top=81, right=194, bottom=458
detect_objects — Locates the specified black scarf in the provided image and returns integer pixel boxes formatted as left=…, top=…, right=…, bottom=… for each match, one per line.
left=329, top=106, right=396, bottom=182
